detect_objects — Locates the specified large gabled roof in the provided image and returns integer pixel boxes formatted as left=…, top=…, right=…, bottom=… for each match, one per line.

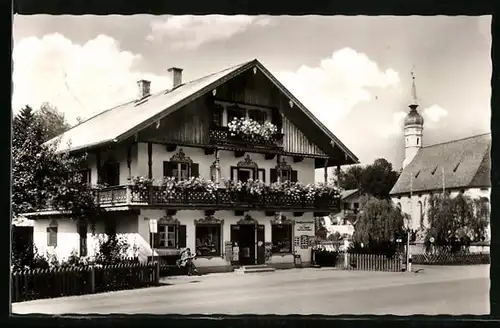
left=390, top=133, right=491, bottom=195
left=48, top=59, right=358, bottom=164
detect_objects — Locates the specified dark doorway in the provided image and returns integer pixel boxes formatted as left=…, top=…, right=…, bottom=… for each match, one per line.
left=12, top=226, right=34, bottom=269
left=236, top=224, right=255, bottom=266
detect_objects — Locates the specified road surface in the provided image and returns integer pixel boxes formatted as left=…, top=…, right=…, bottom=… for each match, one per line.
left=12, top=265, right=489, bottom=315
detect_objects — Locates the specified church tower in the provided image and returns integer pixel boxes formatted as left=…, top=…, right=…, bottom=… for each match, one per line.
left=402, top=70, right=424, bottom=168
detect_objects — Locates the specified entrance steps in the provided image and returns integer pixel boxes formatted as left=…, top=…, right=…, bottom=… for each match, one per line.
left=235, top=264, right=276, bottom=274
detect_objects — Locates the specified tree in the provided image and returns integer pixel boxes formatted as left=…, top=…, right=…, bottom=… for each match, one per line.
left=338, top=158, right=400, bottom=199
left=12, top=103, right=100, bottom=223
left=424, top=193, right=490, bottom=253
left=36, top=103, right=72, bottom=142
left=315, top=217, right=328, bottom=240
left=338, top=165, right=364, bottom=190
left=351, top=198, right=406, bottom=255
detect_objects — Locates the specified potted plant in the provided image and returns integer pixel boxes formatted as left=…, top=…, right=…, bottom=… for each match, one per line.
left=222, top=179, right=245, bottom=202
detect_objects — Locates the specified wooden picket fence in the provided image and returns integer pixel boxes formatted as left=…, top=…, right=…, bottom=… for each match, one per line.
left=344, top=253, right=402, bottom=272
left=411, top=252, right=490, bottom=265
left=11, top=262, right=160, bottom=303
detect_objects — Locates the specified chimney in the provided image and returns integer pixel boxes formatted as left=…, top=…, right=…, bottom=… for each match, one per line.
left=137, top=79, right=151, bottom=99
left=168, top=67, right=183, bottom=88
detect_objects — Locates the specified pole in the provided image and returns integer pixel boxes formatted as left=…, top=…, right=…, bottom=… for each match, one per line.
left=442, top=167, right=445, bottom=195
left=407, top=174, right=413, bottom=272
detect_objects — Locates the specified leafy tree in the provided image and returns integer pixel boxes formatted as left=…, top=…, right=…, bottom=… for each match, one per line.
left=315, top=217, right=328, bottom=240
left=350, top=198, right=406, bottom=256
left=338, top=158, right=400, bottom=199
left=12, top=103, right=100, bottom=223
left=36, top=103, right=72, bottom=142
left=338, top=165, right=364, bottom=190
left=424, top=193, right=490, bottom=253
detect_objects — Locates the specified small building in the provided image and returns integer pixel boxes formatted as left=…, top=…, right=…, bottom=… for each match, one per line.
left=24, top=59, right=358, bottom=273
left=389, top=73, right=490, bottom=251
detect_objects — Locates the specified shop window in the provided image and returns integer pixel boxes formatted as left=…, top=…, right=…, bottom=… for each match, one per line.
left=47, top=221, right=58, bottom=247
left=195, top=225, right=222, bottom=256
left=271, top=224, right=292, bottom=254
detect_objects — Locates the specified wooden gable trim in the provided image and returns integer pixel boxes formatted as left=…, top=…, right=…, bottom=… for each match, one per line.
left=113, top=59, right=357, bottom=165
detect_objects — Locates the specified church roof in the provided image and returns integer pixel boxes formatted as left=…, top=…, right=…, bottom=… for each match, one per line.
left=390, top=133, right=491, bottom=195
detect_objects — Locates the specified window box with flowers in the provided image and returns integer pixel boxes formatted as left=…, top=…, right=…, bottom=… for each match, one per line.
left=227, top=117, right=283, bottom=146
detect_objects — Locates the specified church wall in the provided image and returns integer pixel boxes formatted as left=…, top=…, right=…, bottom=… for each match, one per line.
left=392, top=187, right=491, bottom=243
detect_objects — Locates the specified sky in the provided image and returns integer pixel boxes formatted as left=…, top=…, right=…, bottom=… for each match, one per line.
left=12, top=15, right=492, bottom=177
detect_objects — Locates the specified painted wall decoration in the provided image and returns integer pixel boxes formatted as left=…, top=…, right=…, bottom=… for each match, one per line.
left=224, top=241, right=233, bottom=262
left=294, top=236, right=300, bottom=247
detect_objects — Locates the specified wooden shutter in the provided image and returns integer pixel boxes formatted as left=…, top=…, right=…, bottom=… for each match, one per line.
left=163, top=161, right=176, bottom=178
left=291, top=170, right=298, bottom=182
left=230, top=166, right=239, bottom=181
left=178, top=225, right=187, bottom=248
left=150, top=230, right=160, bottom=248
left=114, top=163, right=120, bottom=185
left=258, top=168, right=266, bottom=182
left=190, top=163, right=199, bottom=178
left=47, top=227, right=57, bottom=247
left=270, top=169, right=278, bottom=183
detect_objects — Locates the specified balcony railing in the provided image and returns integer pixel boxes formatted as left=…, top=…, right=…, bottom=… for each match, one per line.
left=94, top=185, right=340, bottom=212
left=208, top=126, right=284, bottom=149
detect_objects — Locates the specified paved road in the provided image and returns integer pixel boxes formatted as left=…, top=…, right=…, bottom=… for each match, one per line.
left=12, top=265, right=489, bottom=315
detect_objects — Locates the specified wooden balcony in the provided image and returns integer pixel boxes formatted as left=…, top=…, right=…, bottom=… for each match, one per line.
left=95, top=185, right=340, bottom=212
left=208, top=126, right=284, bottom=149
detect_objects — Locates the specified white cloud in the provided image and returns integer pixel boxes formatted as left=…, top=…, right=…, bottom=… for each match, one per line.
left=376, top=110, right=408, bottom=138
left=147, top=15, right=272, bottom=49
left=13, top=33, right=170, bottom=124
left=275, top=47, right=401, bottom=129
left=422, top=104, right=448, bottom=123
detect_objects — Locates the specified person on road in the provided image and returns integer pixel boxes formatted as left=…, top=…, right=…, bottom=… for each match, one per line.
left=177, top=247, right=199, bottom=276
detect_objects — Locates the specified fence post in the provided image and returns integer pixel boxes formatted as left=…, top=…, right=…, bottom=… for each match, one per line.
left=90, top=266, right=95, bottom=294
left=155, top=261, right=160, bottom=284
left=344, top=251, right=348, bottom=269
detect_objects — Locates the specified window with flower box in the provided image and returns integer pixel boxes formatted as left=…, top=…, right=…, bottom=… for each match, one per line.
left=212, top=104, right=224, bottom=127
left=163, top=148, right=199, bottom=181
left=230, top=154, right=266, bottom=182
left=248, top=109, right=267, bottom=125
left=270, top=157, right=297, bottom=183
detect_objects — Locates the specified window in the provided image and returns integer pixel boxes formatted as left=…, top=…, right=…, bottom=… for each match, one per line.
left=237, top=168, right=253, bottom=182
left=195, top=225, right=221, bottom=256
left=105, top=219, right=117, bottom=236
left=47, top=221, right=58, bottom=247
left=397, top=202, right=402, bottom=211
left=164, top=149, right=199, bottom=181
left=79, top=169, right=91, bottom=185
left=248, top=109, right=267, bottom=125
left=271, top=158, right=297, bottom=183
left=102, top=161, right=120, bottom=186
left=271, top=224, right=292, bottom=254
left=153, top=223, right=187, bottom=249
left=227, top=106, right=245, bottom=123
left=417, top=138, right=419, bottom=145
left=78, top=222, right=88, bottom=257
left=164, top=162, right=199, bottom=181
left=212, top=105, right=223, bottom=127
left=417, top=201, right=423, bottom=227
